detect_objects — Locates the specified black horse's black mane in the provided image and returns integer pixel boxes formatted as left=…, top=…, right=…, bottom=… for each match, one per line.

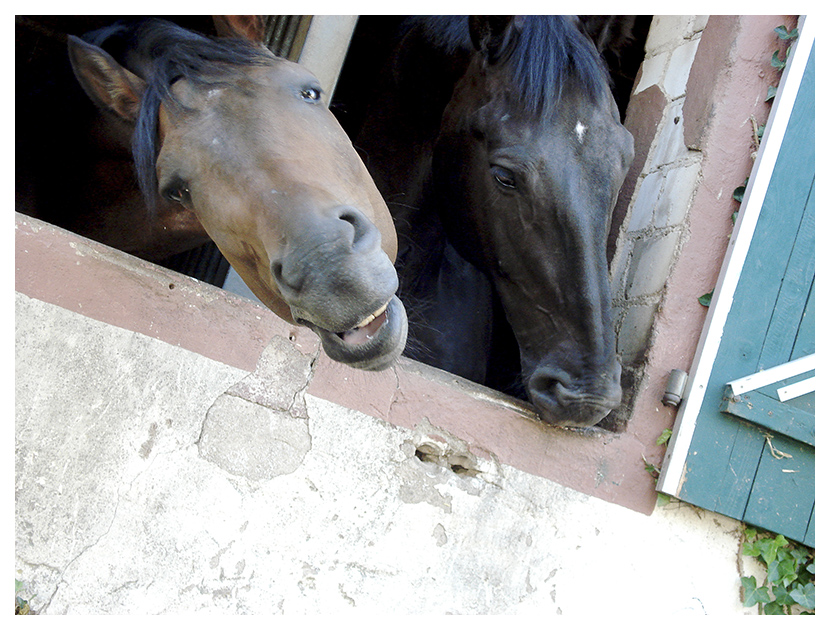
left=83, top=19, right=272, bottom=207
left=415, top=15, right=609, bottom=115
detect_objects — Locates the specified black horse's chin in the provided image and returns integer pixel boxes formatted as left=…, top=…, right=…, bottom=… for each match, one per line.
left=307, top=296, right=408, bottom=371
left=532, top=395, right=618, bottom=429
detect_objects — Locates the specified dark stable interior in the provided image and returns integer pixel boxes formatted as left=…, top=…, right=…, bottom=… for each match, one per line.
left=16, top=15, right=650, bottom=428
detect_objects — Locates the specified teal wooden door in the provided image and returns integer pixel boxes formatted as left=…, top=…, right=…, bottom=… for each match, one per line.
left=658, top=26, right=815, bottom=547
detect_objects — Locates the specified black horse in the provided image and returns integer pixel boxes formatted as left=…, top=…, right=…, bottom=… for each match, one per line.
left=356, top=16, right=634, bottom=427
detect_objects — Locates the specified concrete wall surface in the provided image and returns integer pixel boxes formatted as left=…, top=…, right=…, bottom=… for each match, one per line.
left=16, top=290, right=764, bottom=615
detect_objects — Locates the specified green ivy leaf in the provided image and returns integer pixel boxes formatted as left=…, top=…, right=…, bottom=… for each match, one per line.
left=790, top=582, right=815, bottom=610
left=698, top=291, right=713, bottom=307
left=758, top=537, right=787, bottom=566
left=742, top=576, right=772, bottom=607
left=756, top=537, right=782, bottom=564
left=732, top=185, right=746, bottom=203
left=764, top=600, right=787, bottom=615
left=768, top=558, right=798, bottom=588
left=772, top=49, right=787, bottom=70
left=656, top=492, right=672, bottom=507
left=774, top=25, right=799, bottom=40
left=771, top=582, right=796, bottom=607
left=656, top=428, right=673, bottom=445
left=766, top=85, right=777, bottom=102
left=788, top=546, right=811, bottom=569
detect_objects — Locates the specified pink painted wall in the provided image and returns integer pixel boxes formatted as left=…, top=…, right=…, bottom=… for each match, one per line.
left=630, top=15, right=799, bottom=478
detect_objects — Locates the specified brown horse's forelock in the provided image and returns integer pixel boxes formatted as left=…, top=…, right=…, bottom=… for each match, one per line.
left=121, top=20, right=272, bottom=210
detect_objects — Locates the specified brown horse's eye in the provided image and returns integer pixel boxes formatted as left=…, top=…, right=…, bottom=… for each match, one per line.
left=163, top=184, right=191, bottom=205
left=299, top=86, right=322, bottom=103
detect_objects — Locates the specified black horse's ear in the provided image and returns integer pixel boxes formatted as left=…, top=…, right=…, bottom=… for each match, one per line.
left=68, top=35, right=146, bottom=122
left=468, top=16, right=521, bottom=64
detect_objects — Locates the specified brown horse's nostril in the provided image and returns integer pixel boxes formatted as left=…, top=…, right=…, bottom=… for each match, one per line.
left=271, top=206, right=383, bottom=296
left=270, top=259, right=302, bottom=298
left=336, top=206, right=380, bottom=253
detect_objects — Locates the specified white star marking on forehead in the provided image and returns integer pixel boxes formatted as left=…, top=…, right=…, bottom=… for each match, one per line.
left=575, top=121, right=587, bottom=143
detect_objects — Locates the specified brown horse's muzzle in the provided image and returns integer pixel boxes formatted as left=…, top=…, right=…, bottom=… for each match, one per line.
left=271, top=205, right=408, bottom=371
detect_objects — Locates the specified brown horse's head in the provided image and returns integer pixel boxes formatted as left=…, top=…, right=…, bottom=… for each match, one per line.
left=68, top=18, right=406, bottom=370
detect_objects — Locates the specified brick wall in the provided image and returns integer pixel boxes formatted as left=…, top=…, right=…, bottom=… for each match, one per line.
left=607, top=15, right=798, bottom=455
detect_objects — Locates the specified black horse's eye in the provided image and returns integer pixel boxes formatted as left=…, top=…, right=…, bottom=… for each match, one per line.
left=492, top=165, right=517, bottom=190
left=299, top=86, right=322, bottom=103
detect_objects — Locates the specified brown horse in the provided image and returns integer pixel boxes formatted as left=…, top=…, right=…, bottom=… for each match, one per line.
left=18, top=17, right=406, bottom=370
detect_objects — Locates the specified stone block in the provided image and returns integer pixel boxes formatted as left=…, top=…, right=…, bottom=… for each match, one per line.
left=664, top=38, right=702, bottom=99
left=617, top=302, right=659, bottom=363
left=650, top=99, right=688, bottom=168
left=634, top=51, right=668, bottom=95
left=627, top=171, right=663, bottom=232
left=654, top=162, right=701, bottom=228
left=645, top=16, right=697, bottom=53
left=625, top=231, right=682, bottom=298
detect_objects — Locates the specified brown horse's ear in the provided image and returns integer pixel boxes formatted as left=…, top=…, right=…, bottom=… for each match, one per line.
left=213, top=15, right=265, bottom=43
left=468, top=16, right=521, bottom=65
left=68, top=35, right=146, bottom=122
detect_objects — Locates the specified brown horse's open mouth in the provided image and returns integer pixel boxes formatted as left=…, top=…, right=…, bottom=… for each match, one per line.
left=304, top=296, right=407, bottom=371
left=338, top=301, right=390, bottom=346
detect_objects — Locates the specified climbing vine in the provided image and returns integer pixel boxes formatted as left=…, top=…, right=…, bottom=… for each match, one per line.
left=741, top=528, right=815, bottom=614
left=698, top=23, right=799, bottom=308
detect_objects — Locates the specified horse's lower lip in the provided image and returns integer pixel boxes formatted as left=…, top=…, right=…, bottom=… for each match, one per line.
left=307, top=296, right=408, bottom=371
left=531, top=393, right=615, bottom=427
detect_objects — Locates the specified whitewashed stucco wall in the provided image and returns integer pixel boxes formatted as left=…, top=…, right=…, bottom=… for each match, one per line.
left=15, top=293, right=764, bottom=614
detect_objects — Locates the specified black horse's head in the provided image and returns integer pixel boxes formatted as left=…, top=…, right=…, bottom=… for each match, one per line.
left=430, top=16, right=634, bottom=427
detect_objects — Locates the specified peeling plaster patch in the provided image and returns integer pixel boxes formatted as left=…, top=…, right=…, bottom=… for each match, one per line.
left=396, top=420, right=506, bottom=512
left=397, top=469, right=453, bottom=513
left=198, top=333, right=316, bottom=479
left=433, top=523, right=448, bottom=546
left=199, top=395, right=311, bottom=479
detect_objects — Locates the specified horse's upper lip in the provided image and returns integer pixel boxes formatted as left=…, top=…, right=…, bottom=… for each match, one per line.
left=346, top=301, right=390, bottom=334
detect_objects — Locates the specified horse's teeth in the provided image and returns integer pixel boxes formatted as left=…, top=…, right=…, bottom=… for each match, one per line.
left=355, top=302, right=389, bottom=329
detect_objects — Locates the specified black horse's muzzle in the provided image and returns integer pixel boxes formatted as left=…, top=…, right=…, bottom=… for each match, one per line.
left=526, top=360, right=622, bottom=427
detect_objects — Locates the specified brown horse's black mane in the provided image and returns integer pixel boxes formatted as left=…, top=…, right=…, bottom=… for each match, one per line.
left=82, top=19, right=272, bottom=208
left=413, top=15, right=609, bottom=116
